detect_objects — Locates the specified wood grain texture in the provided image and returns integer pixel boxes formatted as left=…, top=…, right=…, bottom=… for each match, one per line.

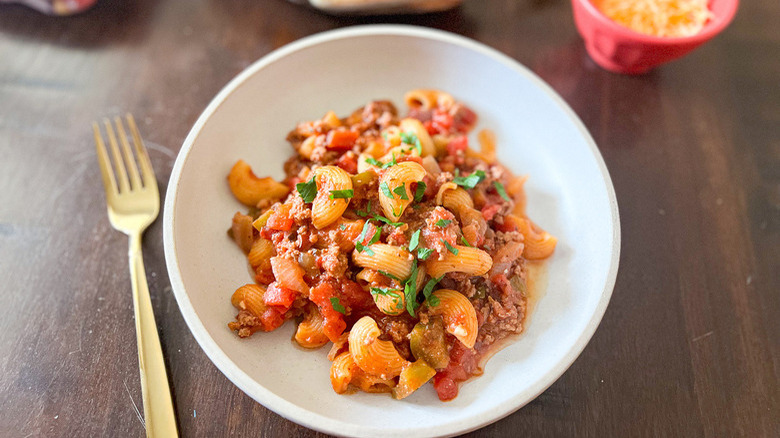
left=0, top=0, right=777, bottom=436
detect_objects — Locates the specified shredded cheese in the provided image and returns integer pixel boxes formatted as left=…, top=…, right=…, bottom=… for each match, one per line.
left=593, top=0, right=713, bottom=37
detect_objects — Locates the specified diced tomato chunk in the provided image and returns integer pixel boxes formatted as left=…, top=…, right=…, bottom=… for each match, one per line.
left=446, top=136, right=468, bottom=156
left=452, top=104, right=477, bottom=133
left=266, top=204, right=293, bottom=231
left=258, top=306, right=286, bottom=332
left=433, top=374, right=458, bottom=401
left=340, top=279, right=373, bottom=310
left=263, top=282, right=297, bottom=309
left=336, top=153, right=358, bottom=174
left=310, top=282, right=347, bottom=342
left=431, top=109, right=454, bottom=135
left=494, top=217, right=518, bottom=232
left=423, top=120, right=437, bottom=136
left=433, top=342, right=479, bottom=401
left=326, top=129, right=359, bottom=150
left=254, top=269, right=274, bottom=286
left=481, top=204, right=502, bottom=221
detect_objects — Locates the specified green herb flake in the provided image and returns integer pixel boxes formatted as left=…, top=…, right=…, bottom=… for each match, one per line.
left=378, top=270, right=401, bottom=282
left=393, top=184, right=409, bottom=201
left=414, top=181, right=427, bottom=203
left=367, top=155, right=397, bottom=169
left=460, top=235, right=473, bottom=247
left=368, top=228, right=381, bottom=246
left=370, top=287, right=400, bottom=299
left=436, top=219, right=452, bottom=228
left=493, top=181, right=511, bottom=202
left=356, top=241, right=375, bottom=256
left=339, top=224, right=347, bottom=231
left=355, top=220, right=372, bottom=245
left=373, top=214, right=403, bottom=227
left=408, top=230, right=421, bottom=252
left=422, top=275, right=444, bottom=306
left=330, top=297, right=346, bottom=315
left=453, top=170, right=486, bottom=190
left=329, top=189, right=354, bottom=200
left=380, top=182, right=394, bottom=199
left=295, top=176, right=317, bottom=203
left=417, top=247, right=433, bottom=260
left=386, top=153, right=398, bottom=168
left=355, top=200, right=372, bottom=218
left=400, top=132, right=423, bottom=155
left=442, top=239, right=459, bottom=255
left=404, top=260, right=420, bottom=317
left=365, top=157, right=383, bottom=167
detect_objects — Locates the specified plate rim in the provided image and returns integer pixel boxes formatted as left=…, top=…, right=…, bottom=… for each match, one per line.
left=163, top=24, right=621, bottom=438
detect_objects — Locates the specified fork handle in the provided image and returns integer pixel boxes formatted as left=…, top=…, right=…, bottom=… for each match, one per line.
left=129, top=233, right=179, bottom=438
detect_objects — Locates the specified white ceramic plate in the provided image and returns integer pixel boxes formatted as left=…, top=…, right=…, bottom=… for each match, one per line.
left=163, top=25, right=620, bottom=438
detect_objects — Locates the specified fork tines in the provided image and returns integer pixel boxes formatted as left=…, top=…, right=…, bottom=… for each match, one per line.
left=93, top=114, right=157, bottom=195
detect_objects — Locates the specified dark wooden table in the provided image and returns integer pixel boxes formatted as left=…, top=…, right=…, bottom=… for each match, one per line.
left=1, top=0, right=778, bottom=436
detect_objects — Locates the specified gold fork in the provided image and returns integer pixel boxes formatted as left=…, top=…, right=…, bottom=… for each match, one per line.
left=94, top=115, right=178, bottom=438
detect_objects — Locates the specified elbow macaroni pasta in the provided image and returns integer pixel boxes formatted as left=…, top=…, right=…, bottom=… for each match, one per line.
left=428, top=289, right=478, bottom=349
left=228, top=160, right=290, bottom=207
left=225, top=91, right=556, bottom=401
left=352, top=243, right=414, bottom=280
left=425, top=246, right=493, bottom=279
left=312, top=165, right=353, bottom=229
left=379, top=161, right=427, bottom=222
left=295, top=303, right=330, bottom=349
left=349, top=316, right=410, bottom=379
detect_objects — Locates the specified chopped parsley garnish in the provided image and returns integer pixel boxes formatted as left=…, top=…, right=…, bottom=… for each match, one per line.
left=370, top=287, right=400, bottom=298
left=366, top=155, right=397, bottom=169
left=378, top=270, right=401, bottom=282
left=368, top=227, right=381, bottom=246
left=380, top=182, right=394, bottom=199
left=493, top=181, right=511, bottom=202
left=414, top=181, right=427, bottom=203
left=417, top=247, right=433, bottom=260
left=408, top=230, right=421, bottom=251
left=436, top=219, right=452, bottom=228
left=373, top=214, right=403, bottom=227
left=329, top=189, right=353, bottom=200
left=330, top=297, right=346, bottom=315
left=356, top=200, right=372, bottom=217
left=460, top=235, right=473, bottom=247
left=355, top=241, right=375, bottom=255
left=453, top=170, right=486, bottom=189
left=404, top=260, right=419, bottom=316
left=339, top=224, right=347, bottom=231
left=442, top=239, right=459, bottom=255
left=392, top=184, right=409, bottom=200
left=422, top=275, right=444, bottom=307
left=355, top=218, right=381, bottom=254
left=295, top=176, right=317, bottom=203
left=400, top=132, right=423, bottom=155
left=356, top=220, right=371, bottom=244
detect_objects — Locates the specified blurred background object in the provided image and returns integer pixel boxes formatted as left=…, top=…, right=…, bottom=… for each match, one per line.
left=572, top=0, right=739, bottom=73
left=288, top=0, right=462, bottom=15
left=0, top=0, right=97, bottom=15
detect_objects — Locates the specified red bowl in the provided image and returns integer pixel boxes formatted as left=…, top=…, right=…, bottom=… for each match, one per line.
left=572, top=0, right=739, bottom=74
